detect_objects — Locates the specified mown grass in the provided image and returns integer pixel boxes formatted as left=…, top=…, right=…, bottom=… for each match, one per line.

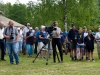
left=0, top=44, right=100, bottom=75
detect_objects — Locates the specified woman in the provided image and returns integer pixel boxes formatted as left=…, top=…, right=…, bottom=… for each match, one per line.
left=16, top=28, right=23, bottom=55
left=52, top=21, right=63, bottom=63
left=26, top=27, right=34, bottom=57
left=39, top=26, right=49, bottom=58
left=83, top=26, right=88, bottom=60
left=76, top=27, right=84, bottom=61
left=84, top=30, right=95, bottom=62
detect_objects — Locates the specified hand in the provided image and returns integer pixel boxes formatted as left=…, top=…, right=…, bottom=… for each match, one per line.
left=71, top=40, right=73, bottom=42
left=15, top=39, right=18, bottom=43
left=23, top=37, right=25, bottom=40
left=6, top=36, right=10, bottom=39
left=77, top=43, right=79, bottom=45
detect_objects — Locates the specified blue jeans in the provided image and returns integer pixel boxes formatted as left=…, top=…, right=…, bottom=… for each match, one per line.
left=23, top=40, right=26, bottom=49
left=16, top=41, right=23, bottom=52
left=6, top=43, right=19, bottom=64
left=26, top=44, right=34, bottom=55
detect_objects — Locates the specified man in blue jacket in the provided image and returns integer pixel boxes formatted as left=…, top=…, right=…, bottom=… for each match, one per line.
left=68, top=24, right=78, bottom=60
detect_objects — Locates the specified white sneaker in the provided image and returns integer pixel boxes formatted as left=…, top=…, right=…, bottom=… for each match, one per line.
left=92, top=60, right=95, bottom=62
left=88, top=60, right=90, bottom=62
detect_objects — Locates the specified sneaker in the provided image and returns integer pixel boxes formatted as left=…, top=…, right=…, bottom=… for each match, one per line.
left=16, top=62, right=19, bottom=65
left=88, top=59, right=90, bottom=62
left=92, top=59, right=95, bottom=62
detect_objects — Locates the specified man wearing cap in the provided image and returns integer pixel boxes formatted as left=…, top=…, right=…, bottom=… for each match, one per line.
left=68, top=24, right=78, bottom=61
left=0, top=22, right=6, bottom=61
left=95, top=28, right=100, bottom=59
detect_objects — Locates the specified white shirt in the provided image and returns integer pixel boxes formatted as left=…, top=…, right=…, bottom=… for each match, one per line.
left=18, top=31, right=23, bottom=41
left=95, top=32, right=100, bottom=41
left=0, top=28, right=4, bottom=39
left=84, top=32, right=88, bottom=38
left=52, top=27, right=61, bottom=38
left=22, top=27, right=29, bottom=37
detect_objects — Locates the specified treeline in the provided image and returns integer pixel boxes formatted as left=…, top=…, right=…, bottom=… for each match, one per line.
left=0, top=0, right=100, bottom=31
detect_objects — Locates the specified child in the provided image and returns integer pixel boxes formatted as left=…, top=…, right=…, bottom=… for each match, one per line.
left=76, top=27, right=84, bottom=61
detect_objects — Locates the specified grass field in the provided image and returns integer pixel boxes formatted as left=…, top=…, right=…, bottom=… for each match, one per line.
left=0, top=44, right=100, bottom=75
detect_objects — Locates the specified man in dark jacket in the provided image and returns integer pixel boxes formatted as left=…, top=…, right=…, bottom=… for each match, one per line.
left=68, top=24, right=78, bottom=60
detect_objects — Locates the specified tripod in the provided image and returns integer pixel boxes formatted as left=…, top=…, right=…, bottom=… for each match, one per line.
left=32, top=39, right=60, bottom=65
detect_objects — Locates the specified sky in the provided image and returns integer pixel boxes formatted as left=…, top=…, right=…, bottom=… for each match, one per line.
left=3, top=0, right=38, bottom=4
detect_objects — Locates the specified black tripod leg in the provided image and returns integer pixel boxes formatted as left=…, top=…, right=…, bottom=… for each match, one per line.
left=46, top=40, right=50, bottom=65
left=33, top=45, right=46, bottom=63
left=46, top=50, right=49, bottom=65
left=55, top=50, right=60, bottom=63
left=32, top=49, right=41, bottom=63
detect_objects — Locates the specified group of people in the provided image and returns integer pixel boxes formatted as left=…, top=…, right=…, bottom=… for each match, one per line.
left=68, top=24, right=95, bottom=62
left=0, top=20, right=100, bottom=65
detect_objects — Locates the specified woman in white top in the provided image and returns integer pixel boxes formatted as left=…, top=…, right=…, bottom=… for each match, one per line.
left=16, top=28, right=23, bottom=55
left=52, top=21, right=63, bottom=63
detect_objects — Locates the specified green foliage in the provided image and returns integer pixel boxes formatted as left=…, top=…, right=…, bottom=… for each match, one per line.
left=0, top=0, right=100, bottom=31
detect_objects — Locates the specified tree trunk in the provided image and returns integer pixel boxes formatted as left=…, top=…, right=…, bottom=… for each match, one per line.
left=63, top=0, right=67, bottom=32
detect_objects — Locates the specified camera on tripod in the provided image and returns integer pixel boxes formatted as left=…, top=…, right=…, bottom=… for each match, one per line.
left=10, top=32, right=14, bottom=39
left=45, top=24, right=57, bottom=35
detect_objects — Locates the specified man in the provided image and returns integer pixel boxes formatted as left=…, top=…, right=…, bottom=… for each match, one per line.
left=0, top=22, right=6, bottom=61
left=68, top=24, right=78, bottom=61
left=3, top=21, right=19, bottom=65
left=22, top=23, right=30, bottom=55
left=95, top=28, right=100, bottom=59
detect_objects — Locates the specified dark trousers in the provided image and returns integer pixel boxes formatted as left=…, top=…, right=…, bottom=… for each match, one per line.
left=52, top=38, right=63, bottom=62
left=34, top=41, right=38, bottom=54
left=0, top=39, right=5, bottom=60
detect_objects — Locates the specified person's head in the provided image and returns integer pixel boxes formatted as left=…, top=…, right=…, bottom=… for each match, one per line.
left=53, top=21, right=58, bottom=27
left=21, top=26, right=25, bottom=30
left=17, top=28, right=20, bottom=32
left=35, top=27, right=39, bottom=31
left=8, top=20, right=14, bottom=27
left=29, top=27, right=33, bottom=32
left=27, top=23, right=31, bottom=28
left=0, top=22, right=4, bottom=28
left=98, top=28, right=100, bottom=32
left=78, top=27, right=82, bottom=34
left=41, top=25, right=45, bottom=31
left=71, top=24, right=76, bottom=30
left=88, top=30, right=92, bottom=36
left=83, top=26, right=87, bottom=32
